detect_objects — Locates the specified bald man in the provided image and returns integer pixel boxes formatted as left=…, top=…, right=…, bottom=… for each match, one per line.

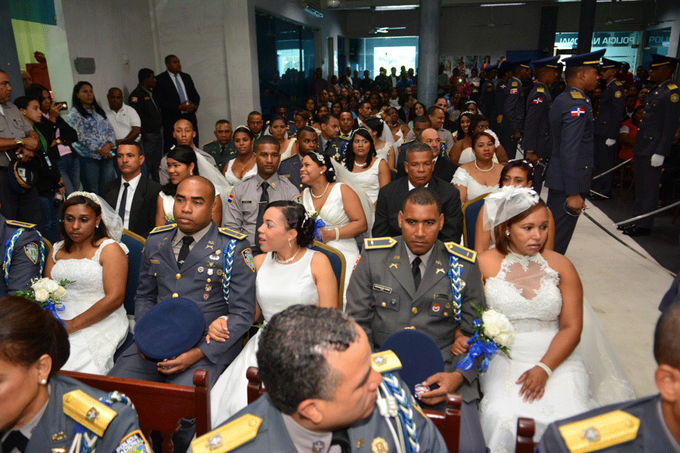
left=158, top=119, right=217, bottom=185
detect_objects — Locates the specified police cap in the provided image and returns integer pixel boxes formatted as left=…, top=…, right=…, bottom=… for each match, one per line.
left=563, top=49, right=606, bottom=68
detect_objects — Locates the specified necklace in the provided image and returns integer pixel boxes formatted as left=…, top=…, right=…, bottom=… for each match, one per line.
left=354, top=159, right=369, bottom=168
left=311, top=182, right=331, bottom=198
left=274, top=247, right=301, bottom=264
left=474, top=160, right=494, bottom=172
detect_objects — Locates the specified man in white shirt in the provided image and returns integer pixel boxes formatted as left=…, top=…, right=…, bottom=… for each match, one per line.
left=104, top=87, right=141, bottom=145
left=158, top=119, right=217, bottom=185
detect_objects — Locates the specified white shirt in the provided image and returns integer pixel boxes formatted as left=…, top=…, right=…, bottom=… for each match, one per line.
left=116, top=173, right=142, bottom=229
left=103, top=104, right=141, bottom=141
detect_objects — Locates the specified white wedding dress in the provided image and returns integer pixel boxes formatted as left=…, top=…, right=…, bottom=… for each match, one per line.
left=52, top=239, right=129, bottom=375
left=210, top=250, right=319, bottom=426
left=479, top=252, right=634, bottom=452
left=452, top=167, right=498, bottom=203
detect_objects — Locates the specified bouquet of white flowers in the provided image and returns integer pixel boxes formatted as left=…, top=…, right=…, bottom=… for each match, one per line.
left=306, top=209, right=325, bottom=243
left=16, top=277, right=74, bottom=327
left=456, top=304, right=514, bottom=371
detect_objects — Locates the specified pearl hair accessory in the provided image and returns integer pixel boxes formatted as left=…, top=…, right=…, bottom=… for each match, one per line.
left=67, top=191, right=100, bottom=206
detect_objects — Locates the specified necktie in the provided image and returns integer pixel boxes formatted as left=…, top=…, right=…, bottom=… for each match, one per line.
left=324, top=140, right=332, bottom=155
left=412, top=256, right=422, bottom=289
left=253, top=182, right=269, bottom=254
left=177, top=236, right=194, bottom=269
left=175, top=74, right=187, bottom=104
left=2, top=431, right=28, bottom=453
left=330, top=429, right=351, bottom=453
left=118, top=182, right=129, bottom=223
left=220, top=145, right=226, bottom=155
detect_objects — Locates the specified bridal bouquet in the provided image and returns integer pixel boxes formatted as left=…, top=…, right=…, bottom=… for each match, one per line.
left=456, top=304, right=514, bottom=371
left=16, top=277, right=74, bottom=326
left=306, top=209, right=326, bottom=243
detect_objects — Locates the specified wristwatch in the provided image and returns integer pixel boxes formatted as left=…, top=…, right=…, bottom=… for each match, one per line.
left=14, top=137, right=22, bottom=146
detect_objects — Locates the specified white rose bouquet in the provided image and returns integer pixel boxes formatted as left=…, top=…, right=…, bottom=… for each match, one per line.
left=456, top=304, right=514, bottom=371
left=306, top=209, right=326, bottom=243
left=16, top=277, right=74, bottom=326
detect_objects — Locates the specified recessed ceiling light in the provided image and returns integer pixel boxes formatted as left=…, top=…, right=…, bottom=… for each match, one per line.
left=480, top=2, right=526, bottom=6
left=375, top=5, right=419, bottom=11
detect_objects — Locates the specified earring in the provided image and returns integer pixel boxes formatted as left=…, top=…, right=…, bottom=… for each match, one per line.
left=320, top=171, right=324, bottom=174
left=505, top=230, right=510, bottom=236
left=40, top=379, right=47, bottom=385
left=288, top=239, right=292, bottom=248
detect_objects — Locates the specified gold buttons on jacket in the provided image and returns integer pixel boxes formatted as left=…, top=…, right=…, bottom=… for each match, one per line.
left=382, top=302, right=387, bottom=307
left=172, top=293, right=179, bottom=298
left=412, top=307, right=418, bottom=314
left=175, top=273, right=181, bottom=280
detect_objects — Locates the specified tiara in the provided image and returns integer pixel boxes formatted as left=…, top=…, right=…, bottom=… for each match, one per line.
left=67, top=191, right=101, bottom=206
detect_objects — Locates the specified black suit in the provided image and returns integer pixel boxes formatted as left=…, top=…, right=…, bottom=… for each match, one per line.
left=101, top=176, right=162, bottom=238
left=153, top=70, right=201, bottom=153
left=373, top=176, right=463, bottom=242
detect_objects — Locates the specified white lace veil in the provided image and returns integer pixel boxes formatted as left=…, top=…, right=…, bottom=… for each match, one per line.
left=67, top=191, right=123, bottom=241
left=194, top=151, right=232, bottom=218
left=482, top=186, right=539, bottom=231
left=330, top=159, right=375, bottom=236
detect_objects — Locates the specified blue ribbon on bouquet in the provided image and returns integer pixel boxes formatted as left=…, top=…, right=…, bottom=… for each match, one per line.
left=312, top=218, right=326, bottom=244
left=455, top=321, right=499, bottom=371
left=43, top=299, right=67, bottom=329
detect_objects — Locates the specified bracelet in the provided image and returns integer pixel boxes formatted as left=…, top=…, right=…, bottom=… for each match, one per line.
left=536, top=362, right=552, bottom=378
left=334, top=227, right=340, bottom=241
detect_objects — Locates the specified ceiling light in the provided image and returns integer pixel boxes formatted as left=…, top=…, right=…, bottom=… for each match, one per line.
left=375, top=5, right=419, bottom=11
left=327, top=0, right=340, bottom=7
left=480, top=2, right=526, bottom=6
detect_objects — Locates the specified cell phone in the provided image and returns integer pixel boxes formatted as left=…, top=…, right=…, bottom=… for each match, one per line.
left=56, top=101, right=68, bottom=111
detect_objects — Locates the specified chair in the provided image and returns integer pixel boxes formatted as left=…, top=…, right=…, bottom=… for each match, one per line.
left=121, top=229, right=146, bottom=316
left=515, top=417, right=536, bottom=453
left=310, top=240, right=345, bottom=309
left=422, top=394, right=463, bottom=453
left=462, top=194, right=488, bottom=249
left=59, top=369, right=211, bottom=453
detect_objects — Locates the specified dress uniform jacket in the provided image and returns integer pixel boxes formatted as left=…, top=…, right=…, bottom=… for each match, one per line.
left=24, top=374, right=146, bottom=453
left=502, top=77, right=526, bottom=140
left=346, top=237, right=486, bottom=402
left=478, top=79, right=495, bottom=117
left=633, top=80, right=680, bottom=158
left=190, top=389, right=447, bottom=453
left=277, top=154, right=309, bottom=191
left=523, top=82, right=553, bottom=160
left=129, top=85, right=162, bottom=135
left=491, top=77, right=508, bottom=133
left=594, top=79, right=625, bottom=140
left=202, top=140, right=237, bottom=172
left=0, top=214, right=42, bottom=296
left=319, top=135, right=348, bottom=161
left=538, top=395, right=676, bottom=452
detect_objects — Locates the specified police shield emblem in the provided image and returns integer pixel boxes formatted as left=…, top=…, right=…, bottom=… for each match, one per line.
left=24, top=242, right=39, bottom=264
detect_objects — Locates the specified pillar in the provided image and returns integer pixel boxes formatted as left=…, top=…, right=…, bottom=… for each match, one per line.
left=417, top=0, right=441, bottom=108
left=576, top=0, right=596, bottom=54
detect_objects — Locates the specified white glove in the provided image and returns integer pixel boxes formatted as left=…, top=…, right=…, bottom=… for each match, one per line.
left=605, top=139, right=616, bottom=147
left=651, top=154, right=665, bottom=167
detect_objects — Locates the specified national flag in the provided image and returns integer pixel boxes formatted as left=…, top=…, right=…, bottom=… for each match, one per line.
left=532, top=98, right=543, bottom=104
left=571, top=107, right=585, bottom=117
left=510, top=88, right=518, bottom=94
left=500, top=84, right=506, bottom=89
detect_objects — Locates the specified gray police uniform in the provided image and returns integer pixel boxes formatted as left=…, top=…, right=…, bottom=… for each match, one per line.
left=203, top=140, right=237, bottom=173
left=19, top=374, right=148, bottom=453
left=501, top=77, right=526, bottom=159
left=524, top=82, right=553, bottom=192
left=221, top=173, right=300, bottom=248
left=538, top=395, right=677, bottom=452
left=346, top=237, right=487, bottom=453
left=277, top=154, right=308, bottom=191
left=0, top=215, right=42, bottom=296
left=632, top=80, right=680, bottom=229
left=545, top=86, right=595, bottom=255
left=592, top=79, right=625, bottom=197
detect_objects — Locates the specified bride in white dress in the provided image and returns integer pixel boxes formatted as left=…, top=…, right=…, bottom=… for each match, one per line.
left=268, top=115, right=298, bottom=162
left=452, top=130, right=502, bottom=205
left=206, top=201, right=338, bottom=426
left=464, top=187, right=634, bottom=452
left=45, top=192, right=129, bottom=375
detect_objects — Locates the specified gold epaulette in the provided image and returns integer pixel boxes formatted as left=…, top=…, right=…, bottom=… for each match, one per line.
left=63, top=390, right=117, bottom=437
left=202, top=140, right=216, bottom=147
left=558, top=410, right=640, bottom=453
left=571, top=91, right=585, bottom=99
left=536, top=87, right=545, bottom=93
left=364, top=237, right=397, bottom=250
left=614, top=81, right=623, bottom=86
left=402, top=138, right=415, bottom=144
left=668, top=83, right=678, bottom=90
left=6, top=220, right=36, bottom=229
left=445, top=242, right=477, bottom=263
left=371, top=350, right=402, bottom=373
left=280, top=154, right=297, bottom=163
left=149, top=224, right=177, bottom=235
left=219, top=227, right=247, bottom=240
left=511, top=81, right=518, bottom=86
left=192, top=414, right=262, bottom=453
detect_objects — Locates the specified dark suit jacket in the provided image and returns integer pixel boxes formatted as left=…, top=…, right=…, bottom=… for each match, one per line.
left=101, top=176, right=162, bottom=238
left=153, top=70, right=200, bottom=130
left=396, top=145, right=458, bottom=182
left=372, top=176, right=463, bottom=242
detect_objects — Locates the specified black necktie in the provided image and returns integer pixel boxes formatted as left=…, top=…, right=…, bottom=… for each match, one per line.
left=330, top=429, right=351, bottom=453
left=118, top=182, right=129, bottom=222
left=2, top=431, right=28, bottom=453
left=220, top=145, right=226, bottom=155
left=177, top=236, right=194, bottom=269
left=412, top=256, right=422, bottom=289
left=253, top=182, right=269, bottom=253
left=325, top=140, right=332, bottom=155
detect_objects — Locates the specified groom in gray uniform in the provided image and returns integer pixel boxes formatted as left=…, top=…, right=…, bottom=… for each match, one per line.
left=346, top=187, right=487, bottom=453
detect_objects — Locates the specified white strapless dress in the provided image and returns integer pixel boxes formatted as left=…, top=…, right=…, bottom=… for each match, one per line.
left=224, top=159, right=257, bottom=186
left=452, top=167, right=498, bottom=203
left=350, top=157, right=383, bottom=204
left=375, top=142, right=393, bottom=164
left=210, top=250, right=319, bottom=426
left=52, top=239, right=129, bottom=375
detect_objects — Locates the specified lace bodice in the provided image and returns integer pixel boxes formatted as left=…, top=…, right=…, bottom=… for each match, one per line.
left=484, top=252, right=562, bottom=332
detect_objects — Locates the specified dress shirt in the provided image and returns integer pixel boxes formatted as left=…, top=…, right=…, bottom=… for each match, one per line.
left=171, top=223, right=212, bottom=260
left=282, top=414, right=337, bottom=453
left=103, top=104, right=141, bottom=142
left=0, top=102, right=34, bottom=167
left=407, top=180, right=429, bottom=191
left=115, top=173, right=142, bottom=229
left=169, top=70, right=189, bottom=106
left=405, top=244, right=433, bottom=278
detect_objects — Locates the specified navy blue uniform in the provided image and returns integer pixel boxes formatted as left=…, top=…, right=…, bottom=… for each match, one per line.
left=478, top=79, right=495, bottom=117
left=277, top=154, right=308, bottom=191
left=524, top=82, right=553, bottom=192
left=501, top=77, right=526, bottom=159
left=0, top=215, right=42, bottom=296
left=592, top=79, right=625, bottom=196
left=491, top=77, right=508, bottom=134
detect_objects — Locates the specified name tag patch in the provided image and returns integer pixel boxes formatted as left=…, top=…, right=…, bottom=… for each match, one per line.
left=373, top=284, right=392, bottom=294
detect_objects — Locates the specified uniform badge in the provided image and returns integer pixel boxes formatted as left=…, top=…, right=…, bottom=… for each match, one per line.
left=436, top=268, right=445, bottom=274
left=510, top=88, right=518, bottom=94
left=433, top=303, right=440, bottom=312
left=571, top=107, right=585, bottom=117
left=115, top=430, right=152, bottom=453
left=373, top=355, right=386, bottom=366
left=614, top=91, right=622, bottom=99
left=500, top=84, right=506, bottom=89
left=210, top=254, right=220, bottom=261
left=205, top=284, right=212, bottom=292
left=24, top=242, right=39, bottom=264
left=203, top=293, right=209, bottom=300
left=208, top=268, right=213, bottom=276
left=672, top=93, right=680, bottom=103
left=532, top=98, right=543, bottom=104
left=207, top=433, right=223, bottom=449
left=130, top=97, right=138, bottom=103
left=198, top=267, right=204, bottom=273
left=227, top=193, right=234, bottom=204
left=312, top=441, right=325, bottom=453
left=353, top=256, right=361, bottom=270
left=242, top=248, right=255, bottom=272
left=217, top=270, right=223, bottom=276
left=582, top=426, right=601, bottom=443
left=51, top=432, right=66, bottom=442
left=86, top=407, right=99, bottom=422
left=389, top=263, right=398, bottom=269
left=371, top=437, right=389, bottom=453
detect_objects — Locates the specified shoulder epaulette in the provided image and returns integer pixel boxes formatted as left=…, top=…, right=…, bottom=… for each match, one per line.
left=192, top=414, right=262, bottom=453
left=511, top=81, right=518, bottom=86
left=202, top=140, right=216, bottom=147
left=280, top=154, right=298, bottom=163
left=149, top=224, right=177, bottom=235
left=6, top=220, right=36, bottom=229
left=371, top=350, right=402, bottom=373
left=614, top=81, right=623, bottom=86
left=364, top=237, right=397, bottom=250
left=444, top=242, right=477, bottom=263
left=63, top=390, right=117, bottom=437
left=402, top=138, right=415, bottom=144
left=570, top=91, right=585, bottom=99
left=668, top=83, right=678, bottom=90
left=219, top=227, right=247, bottom=240
left=536, top=87, right=545, bottom=93
left=558, top=410, right=640, bottom=453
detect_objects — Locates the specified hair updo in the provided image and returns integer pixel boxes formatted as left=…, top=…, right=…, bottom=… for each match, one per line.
left=499, top=159, right=535, bottom=186
left=307, top=152, right=336, bottom=182
left=266, top=201, right=316, bottom=248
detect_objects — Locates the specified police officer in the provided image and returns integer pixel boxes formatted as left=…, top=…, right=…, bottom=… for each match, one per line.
left=478, top=64, right=497, bottom=118
left=0, top=211, right=43, bottom=296
left=203, top=119, right=237, bottom=172
left=545, top=49, right=605, bottom=255
left=623, top=54, right=680, bottom=237
left=318, top=114, right=348, bottom=161
left=592, top=58, right=626, bottom=200
left=278, top=126, right=317, bottom=191
left=348, top=187, right=487, bottom=453
left=129, top=68, right=163, bottom=183
left=491, top=60, right=513, bottom=134
left=109, top=176, right=256, bottom=452
left=501, top=60, right=531, bottom=160
left=191, top=305, right=448, bottom=453
left=222, top=136, right=299, bottom=252
left=524, top=56, right=560, bottom=192
left=538, top=299, right=680, bottom=452
left=0, top=296, right=151, bottom=453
